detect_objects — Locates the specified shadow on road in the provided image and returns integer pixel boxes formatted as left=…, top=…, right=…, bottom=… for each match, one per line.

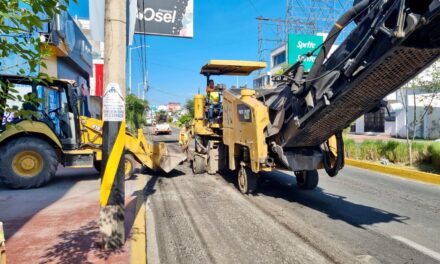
left=223, top=170, right=409, bottom=228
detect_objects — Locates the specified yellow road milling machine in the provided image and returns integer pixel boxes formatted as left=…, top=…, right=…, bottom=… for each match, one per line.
left=192, top=0, right=440, bottom=193
left=0, top=75, right=185, bottom=189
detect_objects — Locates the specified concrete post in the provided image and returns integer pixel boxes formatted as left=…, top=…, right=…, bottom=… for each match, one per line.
left=100, top=0, right=126, bottom=249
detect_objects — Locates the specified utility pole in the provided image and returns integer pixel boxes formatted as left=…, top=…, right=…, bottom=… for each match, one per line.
left=142, top=70, right=149, bottom=101
left=100, top=0, right=126, bottom=249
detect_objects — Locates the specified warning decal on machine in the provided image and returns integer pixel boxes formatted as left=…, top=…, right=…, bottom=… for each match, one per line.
left=103, top=83, right=125, bottom=122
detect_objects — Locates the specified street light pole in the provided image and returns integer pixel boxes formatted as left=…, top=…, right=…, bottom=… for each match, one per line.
left=138, top=82, right=143, bottom=98
left=142, top=70, right=149, bottom=101
left=128, top=45, right=149, bottom=93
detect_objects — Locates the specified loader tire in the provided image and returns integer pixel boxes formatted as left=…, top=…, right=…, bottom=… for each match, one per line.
left=0, top=137, right=58, bottom=189
left=192, top=155, right=206, bottom=174
left=125, top=153, right=141, bottom=180
left=238, top=166, right=258, bottom=194
left=295, top=170, right=319, bottom=190
left=94, top=161, right=102, bottom=172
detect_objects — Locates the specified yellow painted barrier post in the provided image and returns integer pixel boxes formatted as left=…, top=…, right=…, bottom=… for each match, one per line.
left=0, top=222, right=6, bottom=264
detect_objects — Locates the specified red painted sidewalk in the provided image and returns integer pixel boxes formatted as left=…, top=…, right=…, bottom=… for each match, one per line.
left=0, top=168, right=143, bottom=264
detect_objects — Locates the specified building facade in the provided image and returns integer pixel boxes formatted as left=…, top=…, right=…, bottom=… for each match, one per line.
left=1, top=11, right=93, bottom=119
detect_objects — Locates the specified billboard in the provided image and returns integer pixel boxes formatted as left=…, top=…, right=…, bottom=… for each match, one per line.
left=288, top=34, right=324, bottom=72
left=135, top=0, right=194, bottom=38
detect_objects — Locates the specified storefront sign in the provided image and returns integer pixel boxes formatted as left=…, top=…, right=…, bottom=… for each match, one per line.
left=288, top=34, right=324, bottom=72
left=135, top=0, right=194, bottom=38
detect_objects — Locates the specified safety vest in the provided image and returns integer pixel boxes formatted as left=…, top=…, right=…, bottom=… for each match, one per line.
left=179, top=129, right=189, bottom=145
left=209, top=91, right=220, bottom=104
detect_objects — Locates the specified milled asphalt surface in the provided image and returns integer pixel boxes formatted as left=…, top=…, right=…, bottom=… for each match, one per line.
left=146, top=128, right=440, bottom=264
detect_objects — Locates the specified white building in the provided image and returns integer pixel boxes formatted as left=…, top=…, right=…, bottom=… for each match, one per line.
left=385, top=90, right=440, bottom=139
left=157, top=105, right=168, bottom=112
left=355, top=62, right=440, bottom=140
left=75, top=18, right=105, bottom=119
left=253, top=44, right=286, bottom=89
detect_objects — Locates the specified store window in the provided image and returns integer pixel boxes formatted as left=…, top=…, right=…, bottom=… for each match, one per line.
left=272, top=52, right=286, bottom=67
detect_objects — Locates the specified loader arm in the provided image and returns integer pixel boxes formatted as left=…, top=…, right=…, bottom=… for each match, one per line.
left=263, top=0, right=440, bottom=171
left=79, top=117, right=185, bottom=173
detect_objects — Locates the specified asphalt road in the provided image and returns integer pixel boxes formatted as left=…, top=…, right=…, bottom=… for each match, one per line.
left=145, top=131, right=440, bottom=264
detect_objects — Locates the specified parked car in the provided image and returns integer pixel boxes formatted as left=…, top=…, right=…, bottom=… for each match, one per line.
left=151, top=122, right=172, bottom=135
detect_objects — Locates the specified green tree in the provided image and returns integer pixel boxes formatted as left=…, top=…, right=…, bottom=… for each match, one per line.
left=0, top=0, right=71, bottom=125
left=126, top=94, right=148, bottom=132
left=178, top=114, right=192, bottom=127
left=185, top=98, right=194, bottom=117
left=401, top=60, right=440, bottom=166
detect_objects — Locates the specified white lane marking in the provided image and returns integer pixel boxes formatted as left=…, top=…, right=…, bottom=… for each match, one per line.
left=392, top=235, right=440, bottom=262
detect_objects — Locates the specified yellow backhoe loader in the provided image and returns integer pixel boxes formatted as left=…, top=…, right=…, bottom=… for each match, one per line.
left=0, top=75, right=185, bottom=189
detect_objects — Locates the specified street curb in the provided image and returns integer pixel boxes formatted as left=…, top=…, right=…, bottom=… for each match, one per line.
left=345, top=158, right=440, bottom=186
left=131, top=176, right=147, bottom=264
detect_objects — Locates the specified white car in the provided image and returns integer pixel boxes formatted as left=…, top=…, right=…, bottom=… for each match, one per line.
left=152, top=122, right=172, bottom=135
left=145, top=118, right=155, bottom=126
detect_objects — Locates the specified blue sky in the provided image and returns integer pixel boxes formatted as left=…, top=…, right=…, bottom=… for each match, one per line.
left=69, top=1, right=285, bottom=106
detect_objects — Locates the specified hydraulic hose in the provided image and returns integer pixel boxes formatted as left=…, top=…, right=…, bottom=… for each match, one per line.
left=306, top=0, right=372, bottom=89
left=322, top=132, right=345, bottom=177
left=291, top=64, right=306, bottom=96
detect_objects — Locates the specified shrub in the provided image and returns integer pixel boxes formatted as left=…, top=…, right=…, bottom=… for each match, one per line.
left=428, top=143, right=440, bottom=170
left=381, top=141, right=399, bottom=162
left=359, top=140, right=384, bottom=160
left=411, top=142, right=429, bottom=163
left=344, top=138, right=438, bottom=168
left=344, top=138, right=359, bottom=159
left=381, top=141, right=408, bottom=163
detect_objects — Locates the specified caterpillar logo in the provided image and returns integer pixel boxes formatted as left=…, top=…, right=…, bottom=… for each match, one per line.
left=137, top=8, right=177, bottom=23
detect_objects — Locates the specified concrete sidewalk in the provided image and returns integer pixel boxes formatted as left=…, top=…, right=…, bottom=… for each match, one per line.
left=347, top=133, right=400, bottom=142
left=0, top=168, right=146, bottom=264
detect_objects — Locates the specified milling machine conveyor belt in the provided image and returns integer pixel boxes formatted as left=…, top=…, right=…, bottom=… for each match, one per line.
left=288, top=46, right=440, bottom=147
left=278, top=0, right=440, bottom=148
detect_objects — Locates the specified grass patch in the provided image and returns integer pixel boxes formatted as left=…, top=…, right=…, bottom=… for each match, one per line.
left=344, top=139, right=440, bottom=173
left=427, top=143, right=440, bottom=170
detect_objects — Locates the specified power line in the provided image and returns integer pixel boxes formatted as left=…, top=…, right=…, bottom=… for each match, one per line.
left=149, top=62, right=198, bottom=73
left=247, top=0, right=262, bottom=16
left=148, top=85, right=190, bottom=98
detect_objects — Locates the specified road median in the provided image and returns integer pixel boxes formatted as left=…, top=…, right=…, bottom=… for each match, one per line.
left=345, top=158, right=440, bottom=186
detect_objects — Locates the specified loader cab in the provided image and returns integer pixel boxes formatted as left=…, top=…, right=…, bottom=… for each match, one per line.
left=0, top=75, right=81, bottom=150
left=204, top=75, right=225, bottom=126
left=195, top=60, right=267, bottom=135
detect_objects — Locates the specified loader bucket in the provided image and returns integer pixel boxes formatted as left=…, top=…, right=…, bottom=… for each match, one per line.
left=159, top=148, right=187, bottom=173
left=133, top=129, right=186, bottom=173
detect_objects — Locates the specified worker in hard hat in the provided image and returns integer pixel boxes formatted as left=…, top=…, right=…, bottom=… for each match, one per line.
left=179, top=123, right=190, bottom=154
left=206, top=79, right=221, bottom=122
left=206, top=80, right=220, bottom=104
